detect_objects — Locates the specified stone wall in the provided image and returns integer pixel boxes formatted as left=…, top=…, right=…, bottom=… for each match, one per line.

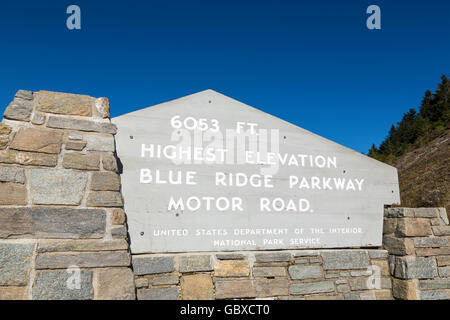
left=132, top=249, right=392, bottom=300
left=383, top=207, right=450, bottom=300
left=0, top=90, right=135, bottom=300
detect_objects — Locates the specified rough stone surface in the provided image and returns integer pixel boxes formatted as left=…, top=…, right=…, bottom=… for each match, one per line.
left=135, top=278, right=149, bottom=288
left=0, top=183, right=27, bottom=205
left=383, top=218, right=397, bottom=235
left=214, top=260, right=250, bottom=277
left=0, top=166, right=25, bottom=183
left=432, top=226, right=450, bottom=236
left=94, top=97, right=110, bottom=118
left=65, top=140, right=86, bottom=151
left=418, top=279, right=450, bottom=290
left=132, top=256, right=175, bottom=275
left=0, top=150, right=57, bottom=167
left=137, top=287, right=179, bottom=300
left=181, top=274, right=214, bottom=300
left=288, top=265, right=323, bottom=280
left=394, top=256, right=438, bottom=279
left=0, top=243, right=34, bottom=286
left=438, top=208, right=449, bottom=225
left=0, top=136, right=8, bottom=149
left=0, top=122, right=12, bottom=135
left=37, top=239, right=128, bottom=253
left=0, top=287, right=27, bottom=300
left=368, top=250, right=389, bottom=260
left=255, top=278, right=289, bottom=297
left=151, top=275, right=179, bottom=286
left=216, top=253, right=245, bottom=260
left=85, top=134, right=115, bottom=152
left=30, top=169, right=88, bottom=205
left=0, top=207, right=106, bottom=239
left=32, top=270, right=93, bottom=300
left=215, top=280, right=256, bottom=299
left=94, top=268, right=135, bottom=300
left=385, top=207, right=414, bottom=218
left=15, top=90, right=33, bottom=100
left=253, top=267, right=287, bottom=277
left=290, top=281, right=335, bottom=295
left=414, top=208, right=439, bottom=218
left=111, top=226, right=127, bottom=239
left=383, top=237, right=414, bottom=255
left=4, top=98, right=33, bottom=121
left=420, top=290, right=449, bottom=300
left=37, top=91, right=93, bottom=116
left=321, top=250, right=370, bottom=270
left=47, top=116, right=117, bottom=134
left=178, top=255, right=213, bottom=273
left=102, top=154, right=117, bottom=172
left=413, top=237, right=448, bottom=248
left=35, top=251, right=130, bottom=269
left=31, top=113, right=45, bottom=125
left=111, top=208, right=126, bottom=225
left=415, top=247, right=450, bottom=256
left=62, top=153, right=100, bottom=171
left=10, top=128, right=63, bottom=154
left=255, top=252, right=291, bottom=262
left=91, top=172, right=121, bottom=191
left=437, top=256, right=450, bottom=266
left=396, top=218, right=432, bottom=237
left=87, top=191, right=123, bottom=207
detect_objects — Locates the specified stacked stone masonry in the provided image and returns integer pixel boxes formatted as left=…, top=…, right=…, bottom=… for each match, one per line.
left=0, top=90, right=134, bottom=300
left=383, top=207, right=450, bottom=300
left=1, top=90, right=449, bottom=300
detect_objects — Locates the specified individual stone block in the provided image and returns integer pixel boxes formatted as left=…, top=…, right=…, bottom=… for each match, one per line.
left=181, top=274, right=214, bottom=300
left=413, top=237, right=448, bottom=248
left=420, top=290, right=448, bottom=300
left=30, top=169, right=88, bottom=205
left=178, top=255, right=213, bottom=273
left=111, top=208, right=126, bottom=225
left=4, top=98, right=33, bottom=121
left=90, top=172, right=121, bottom=191
left=214, top=260, right=250, bottom=277
left=253, top=267, right=286, bottom=277
left=293, top=250, right=319, bottom=257
left=151, top=275, right=179, bottom=286
left=15, top=90, right=33, bottom=100
left=394, top=256, right=438, bottom=279
left=438, top=267, right=450, bottom=281
left=254, top=252, right=291, bottom=263
left=396, top=218, right=432, bottom=237
left=374, top=289, right=393, bottom=300
left=94, top=268, right=135, bottom=300
left=85, top=134, right=115, bottom=152
left=215, top=280, right=256, bottom=299
left=35, top=251, right=130, bottom=269
left=111, top=226, right=127, bottom=239
left=94, top=97, right=110, bottom=118
left=31, top=113, right=45, bottom=125
left=0, top=207, right=106, bottom=239
left=0, top=166, right=25, bottom=184
left=437, top=256, right=450, bottom=267
left=321, top=250, right=370, bottom=270
left=87, top=191, right=123, bottom=207
left=371, top=259, right=390, bottom=276
left=383, top=236, right=414, bottom=255
left=325, top=273, right=339, bottom=279
left=415, top=247, right=450, bottom=256
left=414, top=208, right=439, bottom=218
left=137, top=287, right=179, bottom=300
left=32, top=270, right=93, bottom=300
left=418, top=279, right=450, bottom=290
left=0, top=287, right=27, bottom=300
left=438, top=208, right=449, bottom=225
left=383, top=218, right=397, bottom=235
left=290, top=281, right=335, bottom=295
left=47, top=116, right=117, bottom=134
left=37, top=239, right=128, bottom=253
left=385, top=207, right=414, bottom=218
left=62, top=153, right=100, bottom=170
left=368, top=250, right=388, bottom=259
left=432, top=226, right=450, bottom=236
left=216, top=253, right=246, bottom=260
left=336, top=284, right=350, bottom=293
left=255, top=278, right=289, bottom=297
left=0, top=122, right=12, bottom=135
left=0, top=150, right=58, bottom=167
left=344, top=293, right=360, bottom=300
left=132, top=256, right=175, bottom=275
left=10, top=128, right=63, bottom=154
left=134, top=278, right=149, bottom=288
left=36, top=90, right=94, bottom=116
left=102, top=154, right=117, bottom=172
left=288, top=265, right=322, bottom=280
left=65, top=141, right=86, bottom=151
left=0, top=243, right=34, bottom=286
left=0, top=183, right=27, bottom=205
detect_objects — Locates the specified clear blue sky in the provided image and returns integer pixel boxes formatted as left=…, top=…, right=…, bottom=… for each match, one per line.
left=0, top=0, right=449, bottom=153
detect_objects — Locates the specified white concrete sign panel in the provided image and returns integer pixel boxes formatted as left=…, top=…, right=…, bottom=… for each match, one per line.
left=113, top=90, right=400, bottom=254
